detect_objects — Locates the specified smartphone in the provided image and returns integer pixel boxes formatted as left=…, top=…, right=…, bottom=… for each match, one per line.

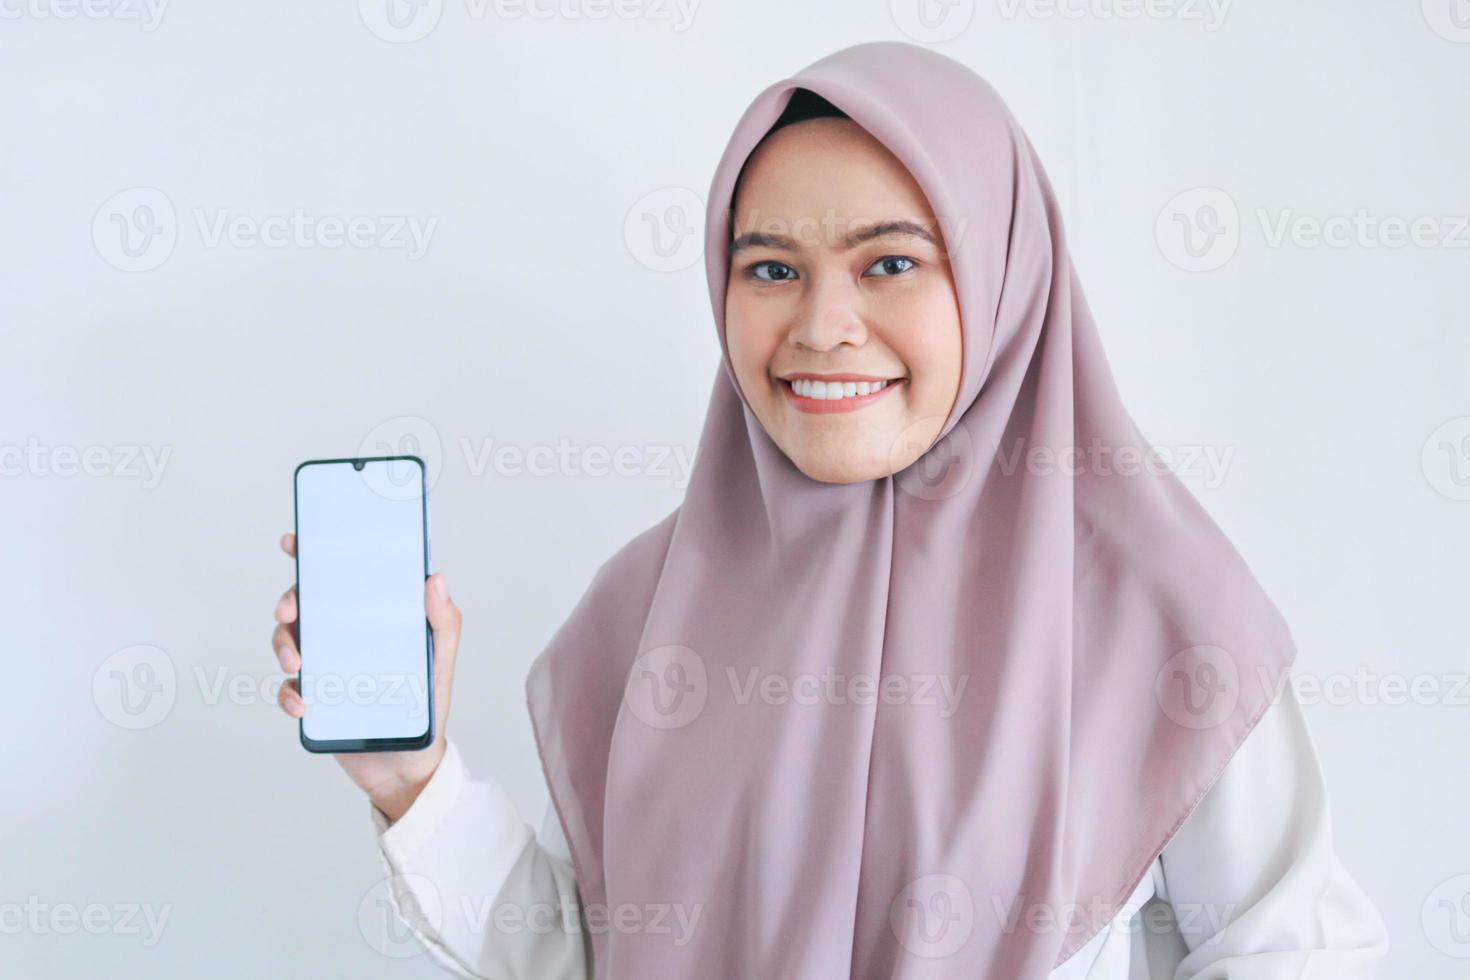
left=292, top=455, right=434, bottom=753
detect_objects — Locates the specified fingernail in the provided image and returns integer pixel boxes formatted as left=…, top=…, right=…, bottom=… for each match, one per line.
left=434, top=575, right=449, bottom=601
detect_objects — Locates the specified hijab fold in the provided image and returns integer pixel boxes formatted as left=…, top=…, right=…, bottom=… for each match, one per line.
left=527, top=40, right=1296, bottom=978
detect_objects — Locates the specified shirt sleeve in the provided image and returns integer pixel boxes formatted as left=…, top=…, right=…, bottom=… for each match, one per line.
left=1155, top=674, right=1390, bottom=978
left=367, top=739, right=591, bottom=979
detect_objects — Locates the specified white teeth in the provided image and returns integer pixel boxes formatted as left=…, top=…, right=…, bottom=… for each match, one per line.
left=789, top=378, right=890, bottom=400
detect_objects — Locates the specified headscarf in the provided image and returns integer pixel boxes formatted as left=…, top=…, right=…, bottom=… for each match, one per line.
left=527, top=40, right=1296, bottom=978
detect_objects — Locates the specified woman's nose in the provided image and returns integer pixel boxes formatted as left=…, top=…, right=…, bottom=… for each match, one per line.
left=788, top=277, right=868, bottom=352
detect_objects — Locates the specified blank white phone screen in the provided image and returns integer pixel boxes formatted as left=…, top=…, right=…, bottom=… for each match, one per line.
left=296, top=459, right=429, bottom=743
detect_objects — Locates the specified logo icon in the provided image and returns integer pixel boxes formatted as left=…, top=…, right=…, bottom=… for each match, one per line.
left=889, top=873, right=975, bottom=958
left=1423, top=0, right=1470, bottom=42
left=1423, top=874, right=1470, bottom=958
left=358, top=415, right=443, bottom=500
left=1155, top=644, right=1239, bottom=730
left=624, top=187, right=705, bottom=273
left=1422, top=416, right=1470, bottom=502
left=890, top=0, right=976, bottom=43
left=93, top=187, right=177, bottom=272
left=894, top=419, right=974, bottom=501
left=359, top=0, right=444, bottom=43
left=93, top=644, right=177, bottom=730
left=623, top=644, right=707, bottom=730
left=1155, top=187, right=1241, bottom=272
left=358, top=873, right=443, bottom=957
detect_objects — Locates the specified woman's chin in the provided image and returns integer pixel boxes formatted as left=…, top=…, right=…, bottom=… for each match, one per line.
left=788, top=444, right=896, bottom=484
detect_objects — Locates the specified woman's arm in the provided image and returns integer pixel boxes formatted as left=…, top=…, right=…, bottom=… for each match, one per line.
left=368, top=739, right=591, bottom=980
left=271, top=533, right=590, bottom=976
left=1156, top=674, right=1389, bottom=978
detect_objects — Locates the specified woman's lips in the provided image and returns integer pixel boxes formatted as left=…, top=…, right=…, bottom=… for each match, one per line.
left=778, top=373, right=906, bottom=414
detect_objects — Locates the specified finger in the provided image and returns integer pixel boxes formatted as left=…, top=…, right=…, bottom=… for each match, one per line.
left=277, top=677, right=305, bottom=718
left=425, top=574, right=460, bottom=679
left=272, top=622, right=300, bottom=673
left=280, top=532, right=296, bottom=558
left=274, top=585, right=297, bottom=625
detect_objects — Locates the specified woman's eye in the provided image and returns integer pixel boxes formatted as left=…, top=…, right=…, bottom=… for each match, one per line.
left=749, top=261, right=798, bottom=283
left=865, top=255, right=917, bottom=277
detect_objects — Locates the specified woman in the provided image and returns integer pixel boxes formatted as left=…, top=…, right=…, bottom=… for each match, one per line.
left=272, top=41, right=1388, bottom=978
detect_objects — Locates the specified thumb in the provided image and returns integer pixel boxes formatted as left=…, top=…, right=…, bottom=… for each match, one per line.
left=425, top=573, right=461, bottom=679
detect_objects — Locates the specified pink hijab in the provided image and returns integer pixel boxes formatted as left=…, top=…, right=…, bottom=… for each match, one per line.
left=527, top=40, right=1296, bottom=977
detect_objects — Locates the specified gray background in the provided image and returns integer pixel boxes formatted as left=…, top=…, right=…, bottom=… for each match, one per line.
left=2, top=1, right=1466, bottom=976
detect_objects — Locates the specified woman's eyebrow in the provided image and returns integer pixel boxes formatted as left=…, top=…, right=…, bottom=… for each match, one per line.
left=729, top=219, right=938, bottom=256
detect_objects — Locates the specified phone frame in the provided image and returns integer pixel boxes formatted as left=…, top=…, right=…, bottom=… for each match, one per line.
left=293, top=455, right=436, bottom=754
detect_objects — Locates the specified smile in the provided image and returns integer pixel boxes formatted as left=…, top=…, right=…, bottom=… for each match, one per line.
left=778, top=374, right=906, bottom=414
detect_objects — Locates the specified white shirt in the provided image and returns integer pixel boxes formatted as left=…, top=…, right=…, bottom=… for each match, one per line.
left=368, top=675, right=1387, bottom=978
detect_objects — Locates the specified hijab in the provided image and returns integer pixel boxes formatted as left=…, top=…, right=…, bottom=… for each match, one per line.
left=526, top=40, right=1297, bottom=978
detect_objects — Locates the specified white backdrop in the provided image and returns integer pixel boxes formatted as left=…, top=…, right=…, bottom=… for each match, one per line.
left=2, top=2, right=1466, bottom=976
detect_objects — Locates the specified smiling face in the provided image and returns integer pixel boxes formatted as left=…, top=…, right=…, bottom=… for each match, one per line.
left=724, top=116, right=963, bottom=484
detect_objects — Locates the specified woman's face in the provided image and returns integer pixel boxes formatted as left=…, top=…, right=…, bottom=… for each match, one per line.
left=725, top=116, right=963, bottom=484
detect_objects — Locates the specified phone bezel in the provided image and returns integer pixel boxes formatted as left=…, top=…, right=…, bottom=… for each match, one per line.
left=292, top=455, right=436, bottom=754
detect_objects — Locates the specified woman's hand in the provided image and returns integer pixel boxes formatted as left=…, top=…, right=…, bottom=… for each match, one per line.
left=272, top=532, right=461, bottom=823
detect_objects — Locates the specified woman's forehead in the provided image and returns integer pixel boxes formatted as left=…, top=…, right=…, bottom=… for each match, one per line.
left=730, top=123, right=939, bottom=246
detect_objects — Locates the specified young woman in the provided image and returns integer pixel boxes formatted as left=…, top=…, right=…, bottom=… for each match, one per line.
left=272, top=41, right=1388, bottom=979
